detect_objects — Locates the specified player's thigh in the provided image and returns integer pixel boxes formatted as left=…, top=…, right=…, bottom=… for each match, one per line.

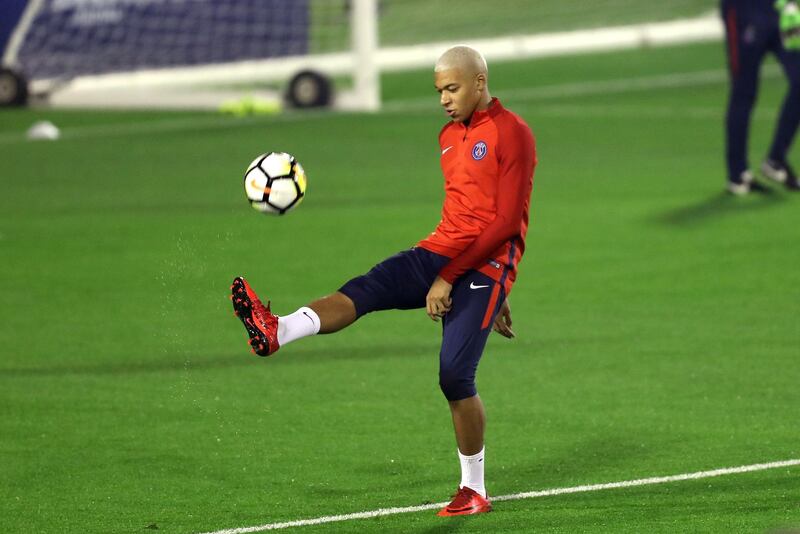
left=723, top=5, right=770, bottom=89
left=439, top=271, right=506, bottom=380
left=339, top=247, right=447, bottom=316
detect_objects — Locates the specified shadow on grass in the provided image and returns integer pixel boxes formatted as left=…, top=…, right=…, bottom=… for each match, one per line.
left=420, top=520, right=468, bottom=534
left=0, top=342, right=439, bottom=378
left=0, top=354, right=252, bottom=378
left=653, top=189, right=787, bottom=227
left=496, top=435, right=653, bottom=499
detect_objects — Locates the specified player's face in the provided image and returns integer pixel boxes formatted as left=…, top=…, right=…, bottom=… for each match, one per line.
left=435, top=68, right=484, bottom=123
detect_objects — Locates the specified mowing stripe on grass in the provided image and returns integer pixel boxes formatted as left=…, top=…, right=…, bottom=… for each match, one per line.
left=198, top=458, right=800, bottom=533
left=382, top=64, right=782, bottom=112
left=0, top=66, right=781, bottom=146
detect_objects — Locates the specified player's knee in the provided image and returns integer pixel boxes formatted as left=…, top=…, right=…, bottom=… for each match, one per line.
left=337, top=277, right=376, bottom=318
left=782, top=59, right=800, bottom=89
left=730, top=71, right=761, bottom=99
left=787, top=77, right=800, bottom=97
left=730, top=83, right=758, bottom=104
left=438, top=365, right=476, bottom=401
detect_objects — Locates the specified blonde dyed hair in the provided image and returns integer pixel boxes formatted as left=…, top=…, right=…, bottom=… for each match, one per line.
left=434, top=45, right=488, bottom=79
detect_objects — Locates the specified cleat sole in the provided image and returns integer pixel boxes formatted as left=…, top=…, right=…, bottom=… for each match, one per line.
left=231, top=277, right=274, bottom=357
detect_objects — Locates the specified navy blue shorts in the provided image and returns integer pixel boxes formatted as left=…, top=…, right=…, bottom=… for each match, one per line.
left=339, top=247, right=507, bottom=401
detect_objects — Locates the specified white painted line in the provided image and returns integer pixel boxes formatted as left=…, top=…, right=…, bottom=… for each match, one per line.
left=198, top=458, right=800, bottom=534
left=492, top=458, right=800, bottom=502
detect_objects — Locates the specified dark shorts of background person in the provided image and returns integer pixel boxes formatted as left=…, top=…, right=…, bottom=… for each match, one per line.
left=339, top=247, right=508, bottom=401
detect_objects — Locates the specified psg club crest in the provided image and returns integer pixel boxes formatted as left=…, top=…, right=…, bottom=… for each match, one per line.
left=472, top=141, right=488, bottom=160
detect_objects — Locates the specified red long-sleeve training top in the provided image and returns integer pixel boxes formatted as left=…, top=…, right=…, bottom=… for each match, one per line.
left=418, top=97, right=536, bottom=293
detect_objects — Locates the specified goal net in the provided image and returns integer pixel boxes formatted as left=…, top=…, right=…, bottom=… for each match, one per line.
left=2, top=0, right=379, bottom=110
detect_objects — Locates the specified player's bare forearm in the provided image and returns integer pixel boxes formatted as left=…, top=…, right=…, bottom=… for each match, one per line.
left=492, top=299, right=515, bottom=338
left=426, top=276, right=452, bottom=321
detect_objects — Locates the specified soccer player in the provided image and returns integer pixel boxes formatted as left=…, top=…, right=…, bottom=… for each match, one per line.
left=722, top=0, right=800, bottom=194
left=231, top=45, right=536, bottom=516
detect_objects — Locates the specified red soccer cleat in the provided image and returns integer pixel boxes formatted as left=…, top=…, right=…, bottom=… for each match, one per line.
left=437, top=486, right=492, bottom=517
left=231, top=276, right=280, bottom=356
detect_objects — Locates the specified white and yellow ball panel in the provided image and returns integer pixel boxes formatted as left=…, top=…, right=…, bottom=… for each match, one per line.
left=250, top=200, right=280, bottom=214
left=244, top=167, right=269, bottom=202
left=267, top=178, right=300, bottom=210
left=294, top=162, right=307, bottom=194
left=261, top=152, right=294, bottom=178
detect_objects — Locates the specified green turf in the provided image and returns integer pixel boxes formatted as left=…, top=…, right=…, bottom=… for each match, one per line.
left=310, top=0, right=714, bottom=52
left=2, top=40, right=800, bottom=533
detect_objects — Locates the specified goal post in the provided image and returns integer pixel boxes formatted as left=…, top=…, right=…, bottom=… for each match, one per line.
left=1, top=0, right=45, bottom=71
left=351, top=0, right=380, bottom=112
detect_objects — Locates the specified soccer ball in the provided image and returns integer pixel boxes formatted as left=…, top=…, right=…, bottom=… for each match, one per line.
left=243, top=152, right=307, bottom=215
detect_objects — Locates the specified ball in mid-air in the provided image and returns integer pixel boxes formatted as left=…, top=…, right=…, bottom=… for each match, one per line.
left=243, top=152, right=306, bottom=215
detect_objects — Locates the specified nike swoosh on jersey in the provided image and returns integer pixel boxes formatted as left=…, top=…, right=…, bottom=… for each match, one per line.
left=441, top=146, right=454, bottom=155
left=470, top=282, right=490, bottom=289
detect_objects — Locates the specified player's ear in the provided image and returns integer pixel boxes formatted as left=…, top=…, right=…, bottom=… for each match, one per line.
left=475, top=72, right=486, bottom=91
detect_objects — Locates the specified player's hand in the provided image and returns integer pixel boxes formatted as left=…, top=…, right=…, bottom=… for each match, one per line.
left=492, top=299, right=515, bottom=338
left=776, top=0, right=800, bottom=50
left=426, top=276, right=452, bottom=321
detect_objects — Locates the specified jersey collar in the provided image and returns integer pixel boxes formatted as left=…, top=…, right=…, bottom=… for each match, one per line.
left=462, top=97, right=503, bottom=128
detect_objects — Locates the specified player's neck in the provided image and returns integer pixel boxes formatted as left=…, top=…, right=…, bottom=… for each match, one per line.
left=464, top=93, right=493, bottom=126
left=475, top=91, right=492, bottom=113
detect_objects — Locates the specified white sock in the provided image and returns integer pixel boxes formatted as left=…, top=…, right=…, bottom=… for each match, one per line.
left=458, top=447, right=486, bottom=498
left=277, top=307, right=320, bottom=346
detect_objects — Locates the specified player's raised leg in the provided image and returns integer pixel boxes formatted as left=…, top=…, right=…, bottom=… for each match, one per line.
left=232, top=277, right=281, bottom=356
left=307, top=292, right=357, bottom=333
left=231, top=248, right=449, bottom=356
left=231, top=277, right=356, bottom=356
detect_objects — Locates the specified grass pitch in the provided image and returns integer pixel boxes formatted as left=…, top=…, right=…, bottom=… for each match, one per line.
left=1, top=41, right=800, bottom=533
left=310, top=0, right=713, bottom=51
